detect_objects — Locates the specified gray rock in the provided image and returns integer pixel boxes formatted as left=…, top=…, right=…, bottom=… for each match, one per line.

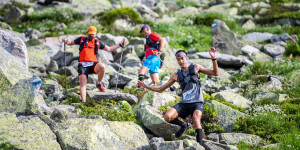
left=47, top=59, right=59, bottom=72
left=109, top=72, right=133, bottom=88
left=27, top=45, right=52, bottom=68
left=241, top=45, right=260, bottom=57
left=136, top=4, right=159, bottom=18
left=211, top=19, right=258, bottom=55
left=41, top=78, right=63, bottom=96
left=207, top=133, right=219, bottom=143
left=219, top=133, right=262, bottom=146
left=55, top=66, right=77, bottom=77
left=138, top=105, right=179, bottom=140
left=55, top=118, right=149, bottom=149
left=0, top=29, right=29, bottom=68
left=24, top=27, right=41, bottom=39
left=217, top=53, right=252, bottom=68
left=52, top=50, right=75, bottom=68
left=243, top=32, right=273, bottom=43
left=205, top=100, right=246, bottom=131
left=5, top=6, right=25, bottom=23
left=87, top=90, right=138, bottom=104
left=250, top=52, right=273, bottom=62
left=242, top=20, right=255, bottom=29
left=203, top=139, right=238, bottom=150
left=264, top=44, right=285, bottom=57
left=0, top=113, right=61, bottom=149
left=212, top=91, right=253, bottom=108
left=139, top=91, right=177, bottom=109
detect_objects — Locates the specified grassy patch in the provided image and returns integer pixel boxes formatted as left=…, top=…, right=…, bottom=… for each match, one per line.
left=45, top=74, right=73, bottom=90
left=119, top=86, right=144, bottom=99
left=285, top=41, right=300, bottom=57
left=77, top=99, right=138, bottom=123
left=25, top=38, right=41, bottom=47
left=93, top=7, right=152, bottom=27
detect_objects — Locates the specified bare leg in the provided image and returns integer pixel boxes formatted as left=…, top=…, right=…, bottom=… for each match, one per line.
left=150, top=73, right=160, bottom=85
left=79, top=75, right=87, bottom=101
left=95, top=63, right=105, bottom=82
left=163, top=108, right=179, bottom=122
left=138, top=65, right=150, bottom=75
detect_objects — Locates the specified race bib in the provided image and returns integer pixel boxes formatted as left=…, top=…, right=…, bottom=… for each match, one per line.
left=81, top=62, right=94, bottom=67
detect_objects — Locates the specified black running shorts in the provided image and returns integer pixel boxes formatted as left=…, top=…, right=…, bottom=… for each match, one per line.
left=78, top=62, right=98, bottom=78
left=172, top=102, right=203, bottom=119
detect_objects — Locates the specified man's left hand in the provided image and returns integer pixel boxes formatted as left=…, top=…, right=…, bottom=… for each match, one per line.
left=209, top=47, right=217, bottom=59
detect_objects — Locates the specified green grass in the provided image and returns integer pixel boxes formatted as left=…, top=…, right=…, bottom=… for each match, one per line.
left=77, top=99, right=138, bottom=123
left=44, top=74, right=73, bottom=91
left=93, top=7, right=152, bottom=27
left=285, top=41, right=300, bottom=57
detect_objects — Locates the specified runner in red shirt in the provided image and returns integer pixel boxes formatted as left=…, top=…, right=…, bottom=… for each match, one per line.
left=138, top=24, right=165, bottom=86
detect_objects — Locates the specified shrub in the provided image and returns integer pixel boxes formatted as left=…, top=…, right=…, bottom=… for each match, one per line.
left=77, top=100, right=138, bottom=123
left=25, top=38, right=41, bottom=47
left=93, top=7, right=152, bottom=27
left=285, top=41, right=300, bottom=57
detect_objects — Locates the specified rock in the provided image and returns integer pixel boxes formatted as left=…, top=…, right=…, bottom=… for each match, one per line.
left=212, top=91, right=252, bottom=108
left=69, top=0, right=112, bottom=17
left=207, top=133, right=219, bottom=143
left=243, top=32, right=273, bottom=43
left=241, top=45, right=260, bottom=57
left=47, top=59, right=59, bottom=72
left=270, top=33, right=296, bottom=43
left=113, top=19, right=135, bottom=31
left=218, top=53, right=252, bottom=68
left=136, top=4, right=159, bottom=18
left=250, top=52, right=273, bottom=62
left=205, top=100, right=246, bottom=131
left=130, top=37, right=145, bottom=45
left=55, top=66, right=77, bottom=77
left=201, top=80, right=222, bottom=94
left=150, top=137, right=184, bottom=150
left=0, top=29, right=29, bottom=68
left=24, top=27, right=41, bottom=40
left=27, top=45, right=52, bottom=68
left=175, top=7, right=199, bottom=16
left=0, top=47, right=32, bottom=93
left=52, top=50, right=75, bottom=68
left=32, top=94, right=52, bottom=115
left=211, top=19, right=258, bottom=55
left=0, top=113, right=61, bottom=149
left=87, top=90, right=138, bottom=104
left=119, top=53, right=141, bottom=68
left=153, top=0, right=168, bottom=14
left=262, top=77, right=282, bottom=91
left=138, top=105, right=179, bottom=140
left=109, top=72, right=133, bottom=88
left=50, top=105, right=80, bottom=122
left=139, top=91, right=177, bottom=109
left=289, top=70, right=300, bottom=87
left=55, top=118, right=149, bottom=149
left=203, top=139, right=238, bottom=150
left=264, top=44, right=285, bottom=58
left=242, top=20, right=256, bottom=29
left=40, top=78, right=63, bottom=96
left=0, top=77, right=44, bottom=114
left=0, top=21, right=12, bottom=30
left=206, top=3, right=238, bottom=17
left=134, top=44, right=145, bottom=58
left=5, top=6, right=25, bottom=23
left=255, top=91, right=284, bottom=102
left=219, top=133, right=262, bottom=146
left=99, top=33, right=128, bottom=54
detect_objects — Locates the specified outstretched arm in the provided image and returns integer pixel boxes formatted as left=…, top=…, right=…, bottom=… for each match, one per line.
left=103, top=38, right=126, bottom=52
left=195, top=47, right=219, bottom=76
left=62, top=37, right=75, bottom=45
left=137, top=73, right=177, bottom=93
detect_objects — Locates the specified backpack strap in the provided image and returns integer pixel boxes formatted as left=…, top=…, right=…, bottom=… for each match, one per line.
left=94, top=38, right=99, bottom=54
left=79, top=36, right=87, bottom=52
left=145, top=35, right=160, bottom=51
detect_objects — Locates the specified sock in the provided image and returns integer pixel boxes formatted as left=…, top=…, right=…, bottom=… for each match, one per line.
left=196, top=129, right=203, bottom=146
left=169, top=118, right=186, bottom=128
left=138, top=74, right=144, bottom=81
left=97, top=81, right=102, bottom=84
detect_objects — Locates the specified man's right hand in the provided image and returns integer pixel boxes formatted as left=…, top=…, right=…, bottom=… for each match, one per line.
left=137, top=80, right=146, bottom=88
left=62, top=38, right=68, bottom=44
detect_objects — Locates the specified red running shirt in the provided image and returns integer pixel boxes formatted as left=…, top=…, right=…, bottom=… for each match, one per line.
left=145, top=32, right=160, bottom=58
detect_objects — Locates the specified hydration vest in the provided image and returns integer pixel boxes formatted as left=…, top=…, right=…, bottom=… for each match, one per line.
left=177, top=64, right=201, bottom=90
left=144, top=35, right=160, bottom=51
left=78, top=36, right=100, bottom=62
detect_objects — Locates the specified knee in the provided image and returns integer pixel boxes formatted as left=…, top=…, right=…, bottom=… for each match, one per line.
left=98, top=63, right=105, bottom=71
left=163, top=114, right=172, bottom=122
left=79, top=76, right=87, bottom=86
left=193, top=111, right=202, bottom=121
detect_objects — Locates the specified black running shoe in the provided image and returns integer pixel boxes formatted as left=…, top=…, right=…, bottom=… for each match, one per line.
left=175, top=123, right=192, bottom=138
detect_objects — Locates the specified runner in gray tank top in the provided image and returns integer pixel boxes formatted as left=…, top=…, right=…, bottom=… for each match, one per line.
left=137, top=48, right=219, bottom=146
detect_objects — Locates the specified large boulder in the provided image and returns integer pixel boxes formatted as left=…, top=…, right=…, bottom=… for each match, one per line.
left=219, top=133, right=262, bottom=146
left=0, top=47, right=32, bottom=93
left=138, top=105, right=179, bottom=140
left=205, top=100, right=246, bottom=132
left=55, top=118, right=149, bottom=149
left=27, top=45, right=52, bottom=68
left=212, top=91, right=253, bottom=109
left=206, top=3, right=238, bottom=17
left=263, top=44, right=285, bottom=58
left=211, top=19, right=258, bottom=55
left=109, top=72, right=133, bottom=88
left=0, top=77, right=43, bottom=114
left=87, top=90, right=138, bottom=104
left=139, top=91, right=177, bottom=109
left=0, top=113, right=61, bottom=150
left=5, top=6, right=25, bottom=23
left=0, top=29, right=29, bottom=68
left=243, top=32, right=273, bottom=43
